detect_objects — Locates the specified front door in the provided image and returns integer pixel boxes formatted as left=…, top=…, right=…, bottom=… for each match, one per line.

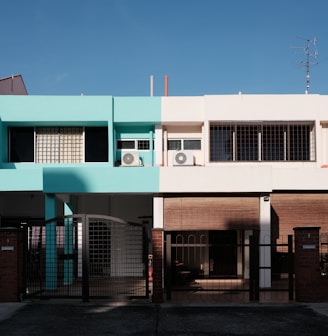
left=209, top=230, right=237, bottom=278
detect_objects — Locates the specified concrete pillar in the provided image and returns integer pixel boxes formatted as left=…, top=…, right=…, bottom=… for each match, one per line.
left=154, top=125, right=163, bottom=166
left=259, top=195, right=271, bottom=288
left=149, top=130, right=154, bottom=166
left=163, top=129, right=168, bottom=166
left=153, top=197, right=164, bottom=229
left=152, top=197, right=164, bottom=302
left=45, top=193, right=57, bottom=290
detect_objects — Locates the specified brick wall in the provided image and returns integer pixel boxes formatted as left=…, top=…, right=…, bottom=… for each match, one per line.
left=294, top=227, right=328, bottom=302
left=0, top=228, right=24, bottom=302
left=151, top=229, right=163, bottom=303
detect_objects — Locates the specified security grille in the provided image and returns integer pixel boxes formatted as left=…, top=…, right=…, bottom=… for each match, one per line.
left=210, top=122, right=315, bottom=162
left=36, top=127, right=83, bottom=163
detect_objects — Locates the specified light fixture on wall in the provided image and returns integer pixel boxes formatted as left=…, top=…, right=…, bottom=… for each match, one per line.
left=263, top=196, right=270, bottom=202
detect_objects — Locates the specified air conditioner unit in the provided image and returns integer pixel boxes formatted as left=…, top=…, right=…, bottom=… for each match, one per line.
left=173, top=150, right=194, bottom=166
left=121, top=152, right=141, bottom=166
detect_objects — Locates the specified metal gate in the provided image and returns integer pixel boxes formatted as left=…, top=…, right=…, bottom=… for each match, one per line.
left=165, top=232, right=293, bottom=303
left=24, top=214, right=149, bottom=301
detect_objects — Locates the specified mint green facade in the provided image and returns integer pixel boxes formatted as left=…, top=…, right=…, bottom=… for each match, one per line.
left=0, top=95, right=161, bottom=193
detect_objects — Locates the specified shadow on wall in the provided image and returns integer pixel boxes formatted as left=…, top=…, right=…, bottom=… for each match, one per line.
left=43, top=168, right=90, bottom=193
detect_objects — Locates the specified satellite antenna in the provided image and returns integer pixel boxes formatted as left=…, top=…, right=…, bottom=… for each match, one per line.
left=291, top=37, right=318, bottom=94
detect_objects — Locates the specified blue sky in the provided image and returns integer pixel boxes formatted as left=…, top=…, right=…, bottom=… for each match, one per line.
left=1, top=0, right=327, bottom=96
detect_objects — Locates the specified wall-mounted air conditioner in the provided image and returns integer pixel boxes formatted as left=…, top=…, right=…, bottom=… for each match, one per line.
left=121, top=152, right=141, bottom=166
left=173, top=150, right=194, bottom=166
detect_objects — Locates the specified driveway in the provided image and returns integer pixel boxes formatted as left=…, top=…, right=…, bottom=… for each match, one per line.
left=0, top=301, right=328, bottom=335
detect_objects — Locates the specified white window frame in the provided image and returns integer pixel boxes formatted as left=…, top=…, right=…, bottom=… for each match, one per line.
left=167, top=139, right=201, bottom=151
left=116, top=139, right=151, bottom=151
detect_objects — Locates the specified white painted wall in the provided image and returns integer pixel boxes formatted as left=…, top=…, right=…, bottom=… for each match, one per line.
left=161, top=96, right=204, bottom=124
left=159, top=165, right=328, bottom=193
left=204, top=94, right=328, bottom=121
left=160, top=166, right=273, bottom=193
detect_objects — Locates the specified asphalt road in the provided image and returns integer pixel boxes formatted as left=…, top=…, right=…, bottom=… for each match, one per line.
left=1, top=301, right=328, bottom=335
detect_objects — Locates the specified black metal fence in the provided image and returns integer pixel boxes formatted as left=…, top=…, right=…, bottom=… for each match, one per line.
left=165, top=232, right=293, bottom=303
left=23, top=214, right=149, bottom=301
left=320, top=233, right=328, bottom=276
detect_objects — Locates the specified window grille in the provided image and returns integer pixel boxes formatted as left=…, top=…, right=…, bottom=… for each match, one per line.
left=137, top=140, right=150, bottom=150
left=210, top=122, right=315, bottom=162
left=36, top=127, right=83, bottom=163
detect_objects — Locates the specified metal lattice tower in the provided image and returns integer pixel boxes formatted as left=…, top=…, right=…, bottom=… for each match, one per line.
left=292, top=37, right=318, bottom=94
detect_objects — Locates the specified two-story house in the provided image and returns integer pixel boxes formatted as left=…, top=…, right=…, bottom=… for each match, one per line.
left=1, top=88, right=328, bottom=302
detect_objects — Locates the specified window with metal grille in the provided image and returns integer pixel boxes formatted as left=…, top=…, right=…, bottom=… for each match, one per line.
left=137, top=140, right=150, bottom=150
left=36, top=127, right=83, bottom=163
left=210, top=122, right=315, bottom=162
left=9, top=126, right=108, bottom=163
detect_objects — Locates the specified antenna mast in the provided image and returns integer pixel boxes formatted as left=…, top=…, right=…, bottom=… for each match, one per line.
left=292, top=37, right=318, bottom=94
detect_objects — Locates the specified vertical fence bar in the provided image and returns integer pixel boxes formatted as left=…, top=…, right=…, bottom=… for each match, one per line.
left=249, top=235, right=259, bottom=301
left=166, top=234, right=172, bottom=300
left=288, top=235, right=294, bottom=301
left=82, top=215, right=89, bottom=302
left=143, top=227, right=150, bottom=299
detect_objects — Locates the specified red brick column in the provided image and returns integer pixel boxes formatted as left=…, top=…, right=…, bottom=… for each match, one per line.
left=151, top=229, right=164, bottom=303
left=294, top=226, right=328, bottom=302
left=0, top=228, right=24, bottom=302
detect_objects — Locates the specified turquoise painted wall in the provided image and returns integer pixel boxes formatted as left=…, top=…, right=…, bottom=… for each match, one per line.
left=43, top=166, right=160, bottom=193
left=113, top=97, right=161, bottom=124
left=0, top=168, right=43, bottom=191
left=0, top=95, right=161, bottom=193
left=0, top=96, right=113, bottom=124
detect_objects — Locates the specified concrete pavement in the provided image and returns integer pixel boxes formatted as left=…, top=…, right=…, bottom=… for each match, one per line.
left=1, top=301, right=328, bottom=335
left=0, top=302, right=28, bottom=322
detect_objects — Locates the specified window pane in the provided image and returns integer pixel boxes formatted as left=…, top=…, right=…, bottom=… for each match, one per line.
left=237, top=125, right=258, bottom=161
left=59, top=127, right=83, bottom=163
left=168, top=140, right=181, bottom=150
left=9, top=127, right=34, bottom=162
left=36, top=127, right=60, bottom=163
left=117, top=140, right=135, bottom=150
left=262, top=125, right=285, bottom=161
left=289, top=125, right=310, bottom=160
left=137, top=140, right=150, bottom=150
left=210, top=125, right=233, bottom=161
left=184, top=139, right=201, bottom=150
left=85, top=127, right=108, bottom=162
